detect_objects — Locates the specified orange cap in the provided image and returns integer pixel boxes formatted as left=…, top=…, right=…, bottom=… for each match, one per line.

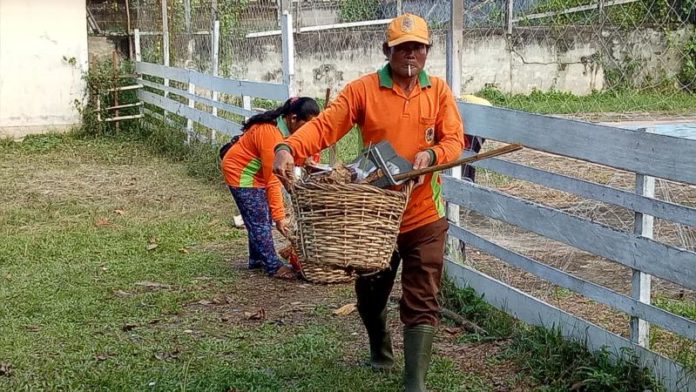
left=386, top=13, right=430, bottom=47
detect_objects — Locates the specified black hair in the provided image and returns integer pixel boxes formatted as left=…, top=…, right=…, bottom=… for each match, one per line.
left=241, top=97, right=320, bottom=132
left=219, top=97, right=320, bottom=160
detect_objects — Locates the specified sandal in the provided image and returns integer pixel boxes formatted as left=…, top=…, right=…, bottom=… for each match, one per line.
left=272, top=265, right=296, bottom=280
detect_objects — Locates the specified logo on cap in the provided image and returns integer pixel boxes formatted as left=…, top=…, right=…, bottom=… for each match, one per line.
left=401, top=15, right=414, bottom=33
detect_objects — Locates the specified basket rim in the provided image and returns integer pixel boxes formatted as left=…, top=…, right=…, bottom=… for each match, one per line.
left=292, top=180, right=408, bottom=197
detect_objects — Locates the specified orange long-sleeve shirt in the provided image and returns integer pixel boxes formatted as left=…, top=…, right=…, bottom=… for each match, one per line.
left=280, top=65, right=466, bottom=233
left=221, top=118, right=290, bottom=222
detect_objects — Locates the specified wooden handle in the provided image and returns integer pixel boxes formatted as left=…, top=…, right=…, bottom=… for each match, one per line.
left=392, top=144, right=523, bottom=181
left=324, top=88, right=338, bottom=166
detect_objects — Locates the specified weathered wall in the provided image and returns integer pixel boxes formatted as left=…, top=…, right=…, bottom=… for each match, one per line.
left=0, top=0, right=89, bottom=138
left=219, top=26, right=689, bottom=99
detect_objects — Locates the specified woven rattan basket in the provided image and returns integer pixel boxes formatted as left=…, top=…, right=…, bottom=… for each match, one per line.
left=290, top=181, right=412, bottom=274
left=278, top=244, right=354, bottom=284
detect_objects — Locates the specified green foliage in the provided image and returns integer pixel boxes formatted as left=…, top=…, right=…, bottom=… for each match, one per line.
left=519, top=0, right=692, bottom=27
left=509, top=328, right=663, bottom=391
left=474, top=85, right=696, bottom=114
left=339, top=0, right=380, bottom=22
left=76, top=57, right=139, bottom=136
left=678, top=31, right=696, bottom=92
left=440, top=279, right=665, bottom=391
left=136, top=116, right=222, bottom=184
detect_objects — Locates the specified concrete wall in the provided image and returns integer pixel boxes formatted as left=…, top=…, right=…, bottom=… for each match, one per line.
left=0, top=0, right=89, bottom=138
left=218, top=26, right=689, bottom=99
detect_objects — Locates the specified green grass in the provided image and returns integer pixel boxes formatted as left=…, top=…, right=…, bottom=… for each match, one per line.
left=0, top=132, right=493, bottom=391
left=653, top=296, right=696, bottom=373
left=440, top=278, right=665, bottom=391
left=475, top=86, right=696, bottom=115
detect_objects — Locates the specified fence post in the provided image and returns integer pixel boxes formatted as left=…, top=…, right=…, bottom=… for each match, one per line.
left=506, top=0, right=514, bottom=34
left=396, top=0, right=403, bottom=15
left=631, top=127, right=655, bottom=348
left=186, top=74, right=195, bottom=144
left=161, top=0, right=170, bottom=119
left=211, top=20, right=220, bottom=142
left=134, top=29, right=142, bottom=62
left=134, top=29, right=143, bottom=118
left=281, top=11, right=296, bottom=97
left=598, top=0, right=607, bottom=28
left=243, top=96, right=252, bottom=122
left=446, top=0, right=465, bottom=262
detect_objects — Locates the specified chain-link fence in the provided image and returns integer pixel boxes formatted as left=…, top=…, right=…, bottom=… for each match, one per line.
left=91, top=1, right=696, bottom=105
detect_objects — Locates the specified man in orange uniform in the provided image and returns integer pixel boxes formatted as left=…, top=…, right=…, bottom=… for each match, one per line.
left=273, top=14, right=465, bottom=391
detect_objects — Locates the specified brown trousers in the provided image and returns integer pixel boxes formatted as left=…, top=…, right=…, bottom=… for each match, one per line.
left=356, top=218, right=449, bottom=327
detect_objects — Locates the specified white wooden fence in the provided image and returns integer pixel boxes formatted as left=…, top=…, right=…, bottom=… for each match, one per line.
left=133, top=12, right=295, bottom=142
left=443, top=103, right=696, bottom=391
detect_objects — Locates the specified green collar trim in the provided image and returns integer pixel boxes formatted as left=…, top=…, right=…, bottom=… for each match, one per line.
left=276, top=117, right=289, bottom=137
left=377, top=64, right=431, bottom=89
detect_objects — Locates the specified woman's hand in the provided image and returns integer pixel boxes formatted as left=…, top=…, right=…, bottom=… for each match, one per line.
left=273, top=149, right=295, bottom=188
left=275, top=219, right=289, bottom=237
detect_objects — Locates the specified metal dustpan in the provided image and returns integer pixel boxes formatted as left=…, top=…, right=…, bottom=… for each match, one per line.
left=346, top=141, right=412, bottom=188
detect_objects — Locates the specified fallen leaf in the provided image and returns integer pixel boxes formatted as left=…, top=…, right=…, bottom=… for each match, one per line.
left=95, top=354, right=109, bottom=362
left=178, top=247, right=189, bottom=254
left=135, top=281, right=170, bottom=290
left=114, top=209, right=125, bottom=215
left=211, top=295, right=229, bottom=305
left=113, top=290, right=132, bottom=298
left=24, top=325, right=41, bottom=332
left=183, top=329, right=194, bottom=334
left=154, top=350, right=180, bottom=361
left=146, top=243, right=158, bottom=251
left=148, top=236, right=158, bottom=244
left=0, top=362, right=11, bottom=377
left=122, top=323, right=138, bottom=332
left=333, top=303, right=357, bottom=316
left=95, top=217, right=111, bottom=227
left=198, top=300, right=212, bottom=306
left=244, top=309, right=266, bottom=320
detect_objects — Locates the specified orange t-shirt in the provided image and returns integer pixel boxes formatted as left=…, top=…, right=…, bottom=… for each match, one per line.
left=281, top=65, right=466, bottom=233
left=221, top=118, right=289, bottom=222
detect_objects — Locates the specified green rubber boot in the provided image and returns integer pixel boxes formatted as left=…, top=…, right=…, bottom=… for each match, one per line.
left=403, top=324, right=435, bottom=392
left=359, top=307, right=395, bottom=372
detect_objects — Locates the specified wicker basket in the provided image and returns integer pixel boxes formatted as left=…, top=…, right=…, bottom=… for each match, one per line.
left=290, top=181, right=412, bottom=274
left=278, top=244, right=354, bottom=284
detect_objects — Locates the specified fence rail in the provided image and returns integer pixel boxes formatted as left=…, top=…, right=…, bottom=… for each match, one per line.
left=445, top=260, right=695, bottom=392
left=443, top=103, right=696, bottom=391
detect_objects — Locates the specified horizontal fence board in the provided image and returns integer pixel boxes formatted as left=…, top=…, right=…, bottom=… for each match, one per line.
left=136, top=61, right=289, bottom=101
left=445, top=260, right=696, bottom=392
left=443, top=177, right=696, bottom=291
left=448, top=223, right=696, bottom=340
left=139, top=90, right=241, bottom=136
left=458, top=102, right=696, bottom=185
left=139, top=79, right=255, bottom=118
left=473, top=158, right=696, bottom=229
